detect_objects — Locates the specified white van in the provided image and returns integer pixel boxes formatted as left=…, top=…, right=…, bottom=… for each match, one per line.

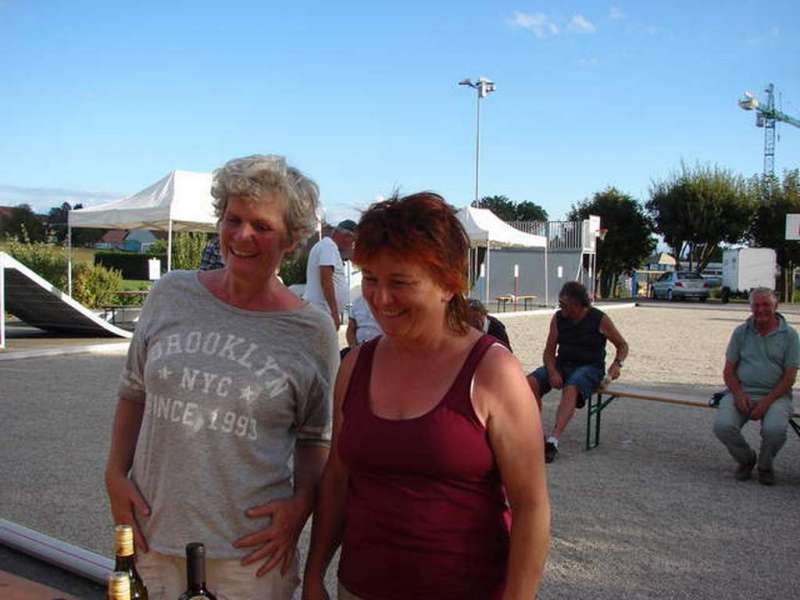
left=721, top=248, right=776, bottom=302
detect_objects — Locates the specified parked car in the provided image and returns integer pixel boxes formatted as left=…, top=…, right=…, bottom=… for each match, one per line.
left=650, top=271, right=710, bottom=301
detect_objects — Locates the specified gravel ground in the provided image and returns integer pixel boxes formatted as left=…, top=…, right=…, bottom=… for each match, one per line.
left=1, top=303, right=799, bottom=599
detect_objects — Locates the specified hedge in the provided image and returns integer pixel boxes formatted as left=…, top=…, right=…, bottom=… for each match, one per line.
left=95, top=250, right=167, bottom=280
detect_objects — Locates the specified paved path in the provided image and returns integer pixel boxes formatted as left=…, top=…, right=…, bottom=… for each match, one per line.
left=2, top=305, right=799, bottom=599
left=0, top=547, right=102, bottom=599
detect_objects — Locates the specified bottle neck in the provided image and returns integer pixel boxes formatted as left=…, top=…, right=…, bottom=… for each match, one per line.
left=114, top=553, right=135, bottom=571
left=187, top=558, right=207, bottom=592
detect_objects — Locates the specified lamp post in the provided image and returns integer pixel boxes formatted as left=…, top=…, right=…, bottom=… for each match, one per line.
left=458, top=77, right=496, bottom=203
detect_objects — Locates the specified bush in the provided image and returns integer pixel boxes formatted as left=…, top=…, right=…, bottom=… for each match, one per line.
left=150, top=232, right=209, bottom=271
left=4, top=238, right=68, bottom=290
left=4, top=238, right=123, bottom=307
left=71, top=263, right=123, bottom=308
left=172, top=232, right=208, bottom=270
left=279, top=250, right=309, bottom=286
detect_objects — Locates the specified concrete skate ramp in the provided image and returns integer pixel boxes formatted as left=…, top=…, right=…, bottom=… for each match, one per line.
left=1, top=252, right=132, bottom=338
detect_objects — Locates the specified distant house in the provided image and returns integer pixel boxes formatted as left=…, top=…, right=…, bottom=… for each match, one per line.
left=0, top=206, right=14, bottom=220
left=124, top=229, right=168, bottom=253
left=95, top=229, right=168, bottom=252
left=644, top=252, right=676, bottom=272
left=96, top=230, right=128, bottom=250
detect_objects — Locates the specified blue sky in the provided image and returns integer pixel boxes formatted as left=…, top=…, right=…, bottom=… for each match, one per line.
left=1, top=1, right=798, bottom=223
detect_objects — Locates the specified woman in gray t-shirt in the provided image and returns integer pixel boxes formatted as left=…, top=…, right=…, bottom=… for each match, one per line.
left=106, top=155, right=339, bottom=599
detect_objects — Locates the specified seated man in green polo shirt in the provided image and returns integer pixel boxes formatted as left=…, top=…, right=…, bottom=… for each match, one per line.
left=713, top=287, right=800, bottom=486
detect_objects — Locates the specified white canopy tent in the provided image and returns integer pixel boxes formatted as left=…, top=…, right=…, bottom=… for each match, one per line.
left=456, top=206, right=548, bottom=305
left=67, top=170, right=217, bottom=293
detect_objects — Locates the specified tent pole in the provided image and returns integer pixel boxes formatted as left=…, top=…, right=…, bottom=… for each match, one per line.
left=67, top=221, right=73, bottom=297
left=544, top=222, right=549, bottom=307
left=167, top=221, right=173, bottom=271
left=1, top=252, right=5, bottom=349
left=467, top=248, right=471, bottom=293
left=485, top=243, right=491, bottom=307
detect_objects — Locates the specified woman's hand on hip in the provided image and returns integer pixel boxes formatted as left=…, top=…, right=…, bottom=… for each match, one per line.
left=105, top=470, right=150, bottom=553
left=234, top=492, right=313, bottom=576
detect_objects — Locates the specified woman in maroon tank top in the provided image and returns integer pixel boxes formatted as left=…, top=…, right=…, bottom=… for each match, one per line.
left=303, top=193, right=550, bottom=600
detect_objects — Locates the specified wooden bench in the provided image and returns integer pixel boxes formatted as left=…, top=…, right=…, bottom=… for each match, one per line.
left=116, top=290, right=149, bottom=301
left=101, top=291, right=149, bottom=325
left=586, top=383, right=800, bottom=450
left=495, top=294, right=537, bottom=312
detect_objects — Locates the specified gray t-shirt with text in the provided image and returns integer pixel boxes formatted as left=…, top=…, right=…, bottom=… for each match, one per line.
left=119, top=271, right=338, bottom=559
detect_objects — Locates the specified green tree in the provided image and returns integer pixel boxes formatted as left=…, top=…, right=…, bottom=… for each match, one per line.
left=750, top=169, right=800, bottom=302
left=0, top=204, right=46, bottom=242
left=472, top=195, right=516, bottom=221
left=472, top=195, right=548, bottom=222
left=568, top=187, right=655, bottom=298
left=647, top=162, right=756, bottom=272
left=515, top=201, right=548, bottom=222
left=46, top=202, right=71, bottom=243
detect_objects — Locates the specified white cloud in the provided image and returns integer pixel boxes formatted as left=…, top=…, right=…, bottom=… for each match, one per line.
left=508, top=11, right=560, bottom=39
left=568, top=14, right=596, bottom=33
left=0, top=184, right=120, bottom=213
left=577, top=57, right=599, bottom=66
left=609, top=5, right=626, bottom=20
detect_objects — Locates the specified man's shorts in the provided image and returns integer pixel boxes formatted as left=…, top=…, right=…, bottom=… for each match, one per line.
left=529, top=363, right=605, bottom=409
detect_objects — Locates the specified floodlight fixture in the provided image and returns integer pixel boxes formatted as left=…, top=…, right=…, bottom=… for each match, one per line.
left=458, top=75, right=496, bottom=203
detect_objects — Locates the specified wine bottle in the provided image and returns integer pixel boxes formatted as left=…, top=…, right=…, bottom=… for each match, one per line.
left=108, top=571, right=131, bottom=600
left=114, top=524, right=149, bottom=599
left=178, top=542, right=218, bottom=599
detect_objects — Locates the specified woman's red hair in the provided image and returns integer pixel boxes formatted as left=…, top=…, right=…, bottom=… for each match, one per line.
left=354, top=192, right=470, bottom=334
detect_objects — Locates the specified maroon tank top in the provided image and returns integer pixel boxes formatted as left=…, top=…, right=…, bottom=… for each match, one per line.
left=337, top=335, right=511, bottom=600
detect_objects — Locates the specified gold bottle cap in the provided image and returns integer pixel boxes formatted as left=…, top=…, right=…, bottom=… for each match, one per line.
left=108, top=572, right=131, bottom=598
left=114, top=524, right=134, bottom=557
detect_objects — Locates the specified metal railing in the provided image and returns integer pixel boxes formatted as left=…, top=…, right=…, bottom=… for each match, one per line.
left=508, top=220, right=589, bottom=250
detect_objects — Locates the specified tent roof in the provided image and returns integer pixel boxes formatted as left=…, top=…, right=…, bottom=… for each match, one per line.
left=68, top=170, right=217, bottom=232
left=456, top=206, right=546, bottom=248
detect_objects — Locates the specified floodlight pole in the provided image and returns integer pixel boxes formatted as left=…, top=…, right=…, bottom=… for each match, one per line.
left=459, top=77, right=496, bottom=204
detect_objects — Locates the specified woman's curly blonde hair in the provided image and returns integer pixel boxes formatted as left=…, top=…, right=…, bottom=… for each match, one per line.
left=210, top=154, right=319, bottom=246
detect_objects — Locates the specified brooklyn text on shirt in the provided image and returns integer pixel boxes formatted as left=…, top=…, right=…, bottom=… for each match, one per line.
left=141, top=330, right=297, bottom=441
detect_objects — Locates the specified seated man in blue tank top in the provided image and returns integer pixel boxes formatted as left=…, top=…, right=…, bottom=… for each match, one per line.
left=528, top=281, right=629, bottom=463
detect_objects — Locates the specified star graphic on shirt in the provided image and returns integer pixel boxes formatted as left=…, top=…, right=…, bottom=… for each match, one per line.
left=158, top=365, right=172, bottom=380
left=240, top=385, right=258, bottom=403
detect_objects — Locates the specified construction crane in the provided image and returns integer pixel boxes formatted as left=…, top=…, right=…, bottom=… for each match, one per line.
left=738, top=83, right=800, bottom=178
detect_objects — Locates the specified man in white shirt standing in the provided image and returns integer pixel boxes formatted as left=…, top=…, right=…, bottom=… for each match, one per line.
left=346, top=295, right=382, bottom=348
left=304, top=219, right=357, bottom=328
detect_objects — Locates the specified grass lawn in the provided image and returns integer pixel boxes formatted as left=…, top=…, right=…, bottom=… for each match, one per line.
left=121, top=279, right=152, bottom=291
left=0, top=241, right=98, bottom=265
left=68, top=247, right=98, bottom=265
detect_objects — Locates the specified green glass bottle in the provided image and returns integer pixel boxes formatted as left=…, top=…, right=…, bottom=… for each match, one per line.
left=113, top=524, right=149, bottom=599
left=177, top=542, right=218, bottom=600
